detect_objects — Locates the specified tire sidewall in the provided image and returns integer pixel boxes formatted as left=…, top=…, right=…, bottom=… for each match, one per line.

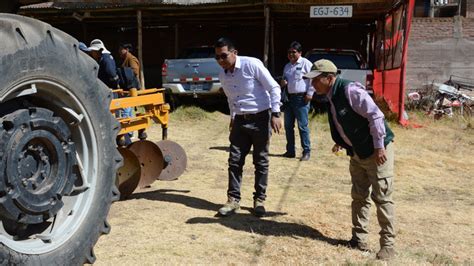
left=0, top=24, right=116, bottom=265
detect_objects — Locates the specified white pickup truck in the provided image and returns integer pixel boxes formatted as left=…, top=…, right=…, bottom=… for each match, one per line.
left=305, top=48, right=373, bottom=92
left=304, top=48, right=374, bottom=113
left=162, top=46, right=223, bottom=99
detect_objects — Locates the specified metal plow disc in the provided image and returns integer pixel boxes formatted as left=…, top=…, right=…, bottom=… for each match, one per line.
left=128, top=140, right=164, bottom=188
left=116, top=148, right=141, bottom=199
left=155, top=140, right=187, bottom=181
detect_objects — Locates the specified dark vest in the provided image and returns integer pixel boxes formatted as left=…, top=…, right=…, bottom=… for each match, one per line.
left=327, top=77, right=394, bottom=159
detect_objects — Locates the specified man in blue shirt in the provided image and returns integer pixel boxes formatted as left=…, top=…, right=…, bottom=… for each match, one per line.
left=281, top=41, right=314, bottom=161
left=88, top=39, right=119, bottom=89
left=215, top=37, right=282, bottom=217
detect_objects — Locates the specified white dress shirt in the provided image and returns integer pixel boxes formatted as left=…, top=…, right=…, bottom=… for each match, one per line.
left=282, top=56, right=314, bottom=96
left=219, top=56, right=281, bottom=118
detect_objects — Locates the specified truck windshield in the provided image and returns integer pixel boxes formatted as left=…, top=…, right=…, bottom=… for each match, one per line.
left=306, top=53, right=363, bottom=70
left=179, top=47, right=214, bottom=59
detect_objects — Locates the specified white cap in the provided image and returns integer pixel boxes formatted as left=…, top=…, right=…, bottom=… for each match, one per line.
left=88, top=39, right=111, bottom=54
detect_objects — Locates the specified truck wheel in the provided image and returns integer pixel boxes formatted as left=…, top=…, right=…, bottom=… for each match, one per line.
left=0, top=14, right=121, bottom=264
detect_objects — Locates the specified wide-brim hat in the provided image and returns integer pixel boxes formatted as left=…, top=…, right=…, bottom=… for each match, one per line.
left=88, top=39, right=111, bottom=54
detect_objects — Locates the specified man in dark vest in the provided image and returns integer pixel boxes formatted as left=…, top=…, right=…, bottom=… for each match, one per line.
left=304, top=59, right=396, bottom=260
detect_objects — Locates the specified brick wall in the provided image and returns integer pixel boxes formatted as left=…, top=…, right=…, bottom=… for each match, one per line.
left=406, top=17, right=474, bottom=89
left=468, top=0, right=474, bottom=17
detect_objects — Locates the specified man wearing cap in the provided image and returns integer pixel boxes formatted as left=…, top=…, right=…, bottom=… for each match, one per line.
left=304, top=59, right=396, bottom=260
left=214, top=37, right=282, bottom=218
left=78, top=42, right=90, bottom=54
left=280, top=41, right=314, bottom=161
left=88, top=39, right=119, bottom=89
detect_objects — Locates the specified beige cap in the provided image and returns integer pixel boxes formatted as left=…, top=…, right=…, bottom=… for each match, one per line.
left=303, top=59, right=338, bottom=79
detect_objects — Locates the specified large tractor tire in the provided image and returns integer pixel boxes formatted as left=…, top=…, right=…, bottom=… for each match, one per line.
left=0, top=14, right=121, bottom=264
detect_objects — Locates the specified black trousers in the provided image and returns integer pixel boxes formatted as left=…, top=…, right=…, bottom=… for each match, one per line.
left=228, top=110, right=271, bottom=201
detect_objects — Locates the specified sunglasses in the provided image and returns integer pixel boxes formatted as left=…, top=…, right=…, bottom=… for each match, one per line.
left=287, top=50, right=298, bottom=54
left=215, top=51, right=234, bottom=61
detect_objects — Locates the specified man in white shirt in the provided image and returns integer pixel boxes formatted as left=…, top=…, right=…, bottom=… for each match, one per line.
left=215, top=37, right=282, bottom=217
left=281, top=41, right=314, bottom=161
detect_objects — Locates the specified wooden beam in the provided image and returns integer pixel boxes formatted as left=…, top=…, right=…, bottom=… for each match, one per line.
left=174, top=23, right=179, bottom=58
left=270, top=18, right=275, bottom=73
left=137, top=9, right=145, bottom=89
left=263, top=5, right=270, bottom=67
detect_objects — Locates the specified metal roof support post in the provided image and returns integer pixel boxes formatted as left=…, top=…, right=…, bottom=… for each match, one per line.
left=137, top=9, right=145, bottom=89
left=399, top=0, right=415, bottom=125
left=429, top=0, right=435, bottom=17
left=270, top=18, right=275, bottom=73
left=263, top=5, right=270, bottom=67
left=174, top=23, right=179, bottom=59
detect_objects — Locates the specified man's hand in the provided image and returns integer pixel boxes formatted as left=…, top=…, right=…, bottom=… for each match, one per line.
left=304, top=94, right=313, bottom=104
left=280, top=79, right=288, bottom=88
left=229, top=119, right=234, bottom=132
left=271, top=116, right=282, bottom=134
left=374, top=147, right=387, bottom=166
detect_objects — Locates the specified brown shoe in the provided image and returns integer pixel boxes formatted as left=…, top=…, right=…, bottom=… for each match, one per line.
left=218, top=197, right=240, bottom=216
left=376, top=246, right=396, bottom=260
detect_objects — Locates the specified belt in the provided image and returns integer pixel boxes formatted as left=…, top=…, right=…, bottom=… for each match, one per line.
left=288, top=92, right=305, bottom=97
left=235, top=109, right=269, bottom=120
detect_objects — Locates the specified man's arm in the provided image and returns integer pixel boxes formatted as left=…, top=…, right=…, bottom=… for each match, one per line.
left=303, top=59, right=315, bottom=97
left=104, top=55, right=119, bottom=88
left=130, top=57, right=140, bottom=78
left=345, top=83, right=386, bottom=149
left=345, top=83, right=387, bottom=165
left=218, top=72, right=235, bottom=126
left=252, top=59, right=281, bottom=113
left=303, top=58, right=315, bottom=102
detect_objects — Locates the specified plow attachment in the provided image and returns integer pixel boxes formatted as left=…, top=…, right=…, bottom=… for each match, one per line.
left=110, top=88, right=187, bottom=198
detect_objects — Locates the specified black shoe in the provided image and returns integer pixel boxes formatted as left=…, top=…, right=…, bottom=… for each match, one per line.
left=282, top=152, right=295, bottom=158
left=253, top=199, right=266, bottom=217
left=300, top=152, right=310, bottom=161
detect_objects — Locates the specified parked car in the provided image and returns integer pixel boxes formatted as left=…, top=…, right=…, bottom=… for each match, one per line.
left=162, top=46, right=223, bottom=103
left=305, top=48, right=374, bottom=113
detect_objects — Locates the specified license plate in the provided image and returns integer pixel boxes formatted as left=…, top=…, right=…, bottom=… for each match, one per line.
left=310, top=6, right=353, bottom=18
left=190, top=84, right=204, bottom=91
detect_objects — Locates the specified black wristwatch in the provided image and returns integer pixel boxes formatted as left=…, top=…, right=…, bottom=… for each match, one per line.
left=271, top=112, right=281, bottom=118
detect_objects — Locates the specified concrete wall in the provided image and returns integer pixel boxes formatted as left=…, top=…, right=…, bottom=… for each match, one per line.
left=406, top=16, right=474, bottom=89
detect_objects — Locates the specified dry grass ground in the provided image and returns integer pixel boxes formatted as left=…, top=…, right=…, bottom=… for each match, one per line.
left=94, top=107, right=473, bottom=265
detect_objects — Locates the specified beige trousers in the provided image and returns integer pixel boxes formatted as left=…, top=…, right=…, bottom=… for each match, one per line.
left=349, top=142, right=395, bottom=248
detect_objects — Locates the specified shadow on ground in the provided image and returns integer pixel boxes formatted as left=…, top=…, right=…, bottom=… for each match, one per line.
left=129, top=189, right=221, bottom=211
left=186, top=214, right=343, bottom=246
left=129, top=189, right=343, bottom=246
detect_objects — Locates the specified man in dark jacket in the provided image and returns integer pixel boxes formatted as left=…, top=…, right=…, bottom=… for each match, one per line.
left=304, top=59, right=396, bottom=260
left=88, top=39, right=119, bottom=89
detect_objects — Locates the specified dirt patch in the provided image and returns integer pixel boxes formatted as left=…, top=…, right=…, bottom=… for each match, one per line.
left=93, top=109, right=473, bottom=264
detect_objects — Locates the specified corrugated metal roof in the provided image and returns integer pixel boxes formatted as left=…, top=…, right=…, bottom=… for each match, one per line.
left=20, top=0, right=236, bottom=10
left=20, top=1, right=54, bottom=9
left=19, top=0, right=400, bottom=18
